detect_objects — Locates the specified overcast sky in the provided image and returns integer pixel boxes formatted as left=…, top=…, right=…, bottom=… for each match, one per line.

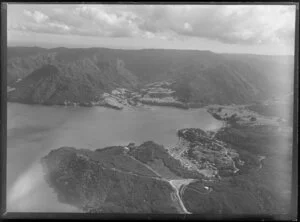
left=7, top=4, right=296, bottom=55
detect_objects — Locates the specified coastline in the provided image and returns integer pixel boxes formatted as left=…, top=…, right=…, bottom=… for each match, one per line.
left=7, top=100, right=291, bottom=214
left=6, top=100, right=204, bottom=111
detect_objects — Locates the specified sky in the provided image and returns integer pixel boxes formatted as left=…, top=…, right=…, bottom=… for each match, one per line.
left=7, top=4, right=297, bottom=55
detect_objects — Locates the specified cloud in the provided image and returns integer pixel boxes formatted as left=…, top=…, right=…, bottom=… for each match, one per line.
left=15, top=22, right=71, bottom=35
left=184, top=22, right=193, bottom=32
left=73, top=5, right=141, bottom=37
left=133, top=5, right=296, bottom=45
left=9, top=5, right=296, bottom=45
left=23, top=10, right=49, bottom=23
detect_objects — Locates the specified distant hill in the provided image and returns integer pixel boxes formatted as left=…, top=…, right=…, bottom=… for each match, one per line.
left=7, top=47, right=294, bottom=106
left=8, top=54, right=138, bottom=105
left=7, top=46, right=47, bottom=60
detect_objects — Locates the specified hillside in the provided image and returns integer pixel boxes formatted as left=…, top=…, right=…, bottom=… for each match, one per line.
left=41, top=146, right=182, bottom=213
left=204, top=103, right=293, bottom=215
left=41, top=115, right=292, bottom=215
left=8, top=55, right=138, bottom=105
left=7, top=47, right=294, bottom=107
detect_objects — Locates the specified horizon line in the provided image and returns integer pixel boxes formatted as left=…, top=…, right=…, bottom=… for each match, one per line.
left=7, top=44, right=295, bottom=57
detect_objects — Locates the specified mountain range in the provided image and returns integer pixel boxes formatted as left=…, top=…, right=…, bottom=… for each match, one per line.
left=7, top=47, right=294, bottom=106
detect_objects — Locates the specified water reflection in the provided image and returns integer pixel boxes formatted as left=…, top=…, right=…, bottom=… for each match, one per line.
left=8, top=162, right=78, bottom=212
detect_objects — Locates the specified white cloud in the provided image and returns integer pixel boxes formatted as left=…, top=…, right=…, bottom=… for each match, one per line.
left=73, top=5, right=140, bottom=37
left=23, top=10, right=49, bottom=23
left=132, top=5, right=296, bottom=45
left=48, top=22, right=71, bottom=31
left=184, top=22, right=193, bottom=32
left=11, top=5, right=296, bottom=46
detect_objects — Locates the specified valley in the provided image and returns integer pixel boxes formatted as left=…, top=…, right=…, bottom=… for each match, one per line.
left=7, top=47, right=294, bottom=109
left=5, top=2, right=297, bottom=219
left=6, top=47, right=294, bottom=217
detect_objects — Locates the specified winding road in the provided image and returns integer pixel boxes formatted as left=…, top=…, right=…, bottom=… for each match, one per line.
left=169, top=179, right=195, bottom=214
left=104, top=153, right=197, bottom=214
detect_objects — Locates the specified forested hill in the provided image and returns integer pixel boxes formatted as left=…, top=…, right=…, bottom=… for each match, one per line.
left=7, top=47, right=294, bottom=106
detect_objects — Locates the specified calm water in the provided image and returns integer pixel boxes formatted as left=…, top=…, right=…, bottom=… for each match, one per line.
left=7, top=102, right=222, bottom=212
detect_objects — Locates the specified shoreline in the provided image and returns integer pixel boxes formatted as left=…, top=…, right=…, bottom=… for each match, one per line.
left=6, top=100, right=207, bottom=111
left=7, top=101, right=251, bottom=112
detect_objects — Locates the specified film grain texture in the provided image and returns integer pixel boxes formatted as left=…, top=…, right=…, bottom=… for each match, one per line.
left=5, top=3, right=296, bottom=219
